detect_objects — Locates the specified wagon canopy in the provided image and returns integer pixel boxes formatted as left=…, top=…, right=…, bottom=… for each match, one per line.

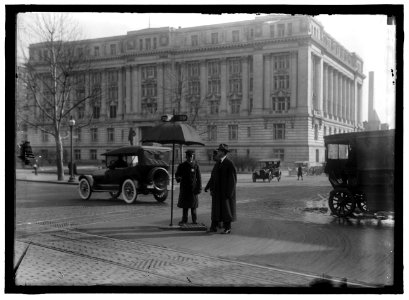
left=324, top=129, right=395, bottom=171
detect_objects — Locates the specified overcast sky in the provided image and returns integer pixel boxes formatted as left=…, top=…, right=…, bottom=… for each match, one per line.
left=17, top=12, right=396, bottom=128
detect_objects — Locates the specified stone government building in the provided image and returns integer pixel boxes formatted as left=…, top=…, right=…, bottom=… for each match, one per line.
left=23, top=14, right=365, bottom=166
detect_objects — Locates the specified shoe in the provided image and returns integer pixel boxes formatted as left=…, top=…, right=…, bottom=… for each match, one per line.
left=220, top=229, right=231, bottom=234
left=178, top=221, right=187, bottom=226
left=207, top=227, right=217, bottom=233
left=192, top=221, right=198, bottom=225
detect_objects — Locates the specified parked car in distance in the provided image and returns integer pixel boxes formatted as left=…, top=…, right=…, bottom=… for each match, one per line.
left=78, top=145, right=171, bottom=204
left=252, top=159, right=282, bottom=182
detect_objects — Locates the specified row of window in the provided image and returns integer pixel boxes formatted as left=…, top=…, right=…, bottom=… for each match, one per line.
left=207, top=123, right=286, bottom=141
left=70, top=54, right=288, bottom=85
left=190, top=22, right=293, bottom=47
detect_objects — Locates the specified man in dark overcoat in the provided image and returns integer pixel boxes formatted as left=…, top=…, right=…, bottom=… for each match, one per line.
left=175, top=150, right=202, bottom=225
left=208, top=144, right=237, bottom=234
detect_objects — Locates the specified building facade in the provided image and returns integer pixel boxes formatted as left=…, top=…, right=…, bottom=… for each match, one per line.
left=23, top=15, right=365, bottom=166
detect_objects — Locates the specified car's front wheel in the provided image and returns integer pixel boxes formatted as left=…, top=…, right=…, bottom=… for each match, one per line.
left=122, top=179, right=138, bottom=204
left=78, top=178, right=92, bottom=200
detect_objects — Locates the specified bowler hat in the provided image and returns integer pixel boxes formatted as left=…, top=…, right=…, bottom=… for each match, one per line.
left=216, top=143, right=230, bottom=153
left=185, top=150, right=195, bottom=156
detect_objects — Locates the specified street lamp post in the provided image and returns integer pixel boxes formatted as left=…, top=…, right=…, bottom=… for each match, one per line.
left=68, top=116, right=76, bottom=183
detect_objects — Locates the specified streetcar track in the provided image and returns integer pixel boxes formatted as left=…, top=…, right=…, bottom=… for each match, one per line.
left=16, top=229, right=378, bottom=288
left=15, top=238, right=196, bottom=286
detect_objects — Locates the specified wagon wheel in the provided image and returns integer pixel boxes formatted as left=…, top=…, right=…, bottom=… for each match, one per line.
left=355, top=192, right=368, bottom=213
left=252, top=174, right=256, bottom=182
left=329, top=190, right=356, bottom=217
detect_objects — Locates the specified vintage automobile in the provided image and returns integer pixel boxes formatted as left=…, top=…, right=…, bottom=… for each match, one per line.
left=324, top=129, right=395, bottom=217
left=78, top=145, right=171, bottom=204
left=252, top=159, right=281, bottom=182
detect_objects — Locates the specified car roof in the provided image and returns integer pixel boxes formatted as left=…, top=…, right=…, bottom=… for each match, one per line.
left=101, top=145, right=171, bottom=156
left=258, top=159, right=281, bottom=162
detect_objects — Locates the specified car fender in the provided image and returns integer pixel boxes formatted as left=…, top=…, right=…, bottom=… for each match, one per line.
left=78, top=175, right=94, bottom=188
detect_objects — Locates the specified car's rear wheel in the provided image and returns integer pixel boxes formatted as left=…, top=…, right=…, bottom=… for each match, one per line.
left=252, top=174, right=256, bottom=182
left=122, top=179, right=138, bottom=204
left=78, top=178, right=92, bottom=200
left=154, top=190, right=168, bottom=202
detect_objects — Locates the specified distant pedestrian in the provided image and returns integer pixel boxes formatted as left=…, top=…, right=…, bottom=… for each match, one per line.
left=207, top=144, right=237, bottom=234
left=175, top=150, right=202, bottom=225
left=33, top=160, right=38, bottom=176
left=297, top=165, right=303, bottom=180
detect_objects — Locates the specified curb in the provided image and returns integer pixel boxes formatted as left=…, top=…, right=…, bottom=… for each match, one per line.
left=16, top=178, right=78, bottom=185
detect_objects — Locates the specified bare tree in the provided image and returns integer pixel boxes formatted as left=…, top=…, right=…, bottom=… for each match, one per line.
left=17, top=13, right=100, bottom=180
left=160, top=59, right=210, bottom=162
left=162, top=59, right=208, bottom=127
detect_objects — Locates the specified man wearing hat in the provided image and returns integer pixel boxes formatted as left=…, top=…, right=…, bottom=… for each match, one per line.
left=207, top=144, right=237, bottom=234
left=175, top=150, right=202, bottom=225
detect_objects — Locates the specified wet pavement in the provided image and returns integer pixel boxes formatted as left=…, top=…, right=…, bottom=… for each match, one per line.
left=12, top=169, right=396, bottom=289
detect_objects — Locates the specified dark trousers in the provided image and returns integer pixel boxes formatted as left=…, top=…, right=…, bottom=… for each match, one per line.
left=211, top=221, right=231, bottom=230
left=182, top=208, right=197, bottom=223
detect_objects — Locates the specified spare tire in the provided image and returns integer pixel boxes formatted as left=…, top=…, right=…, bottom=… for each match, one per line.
left=148, top=167, right=170, bottom=191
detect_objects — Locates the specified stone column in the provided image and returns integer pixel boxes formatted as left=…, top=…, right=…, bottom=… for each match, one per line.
left=117, top=67, right=123, bottom=115
left=132, top=65, right=139, bottom=114
left=200, top=60, right=207, bottom=115
left=297, top=46, right=311, bottom=111
left=290, top=51, right=297, bottom=109
left=328, top=67, right=333, bottom=116
left=241, top=56, right=249, bottom=115
left=318, top=56, right=324, bottom=113
left=357, top=83, right=362, bottom=124
left=264, top=54, right=271, bottom=112
left=338, top=73, right=342, bottom=119
left=101, top=70, right=107, bottom=118
left=84, top=72, right=90, bottom=115
left=179, top=62, right=187, bottom=114
left=333, top=70, right=338, bottom=117
left=157, top=63, right=164, bottom=113
left=349, top=79, right=352, bottom=122
left=125, top=66, right=132, bottom=115
left=136, top=66, right=142, bottom=114
left=220, top=58, right=227, bottom=115
left=252, top=53, right=264, bottom=114
left=339, top=74, right=343, bottom=119
left=323, top=64, right=328, bottom=114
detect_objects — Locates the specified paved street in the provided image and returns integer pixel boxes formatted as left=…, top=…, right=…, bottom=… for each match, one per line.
left=12, top=170, right=395, bottom=289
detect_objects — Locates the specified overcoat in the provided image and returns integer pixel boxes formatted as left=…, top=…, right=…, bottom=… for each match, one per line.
left=210, top=157, right=237, bottom=222
left=175, top=160, right=202, bottom=208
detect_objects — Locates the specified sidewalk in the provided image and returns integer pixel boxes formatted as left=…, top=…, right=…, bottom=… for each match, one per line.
left=13, top=170, right=379, bottom=289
